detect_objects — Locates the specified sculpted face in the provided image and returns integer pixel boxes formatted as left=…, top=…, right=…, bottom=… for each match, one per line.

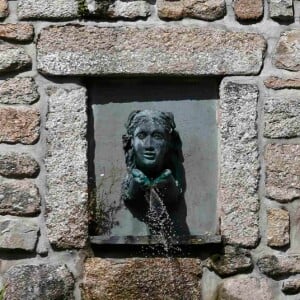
left=132, top=119, right=169, bottom=176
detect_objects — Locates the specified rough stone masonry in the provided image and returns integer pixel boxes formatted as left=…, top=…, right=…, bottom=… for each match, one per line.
left=0, top=0, right=299, bottom=299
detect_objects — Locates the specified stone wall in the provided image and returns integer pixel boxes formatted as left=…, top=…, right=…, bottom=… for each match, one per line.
left=0, top=0, right=299, bottom=299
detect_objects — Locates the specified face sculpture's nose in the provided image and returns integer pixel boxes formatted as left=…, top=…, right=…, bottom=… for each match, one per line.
left=144, top=136, right=155, bottom=150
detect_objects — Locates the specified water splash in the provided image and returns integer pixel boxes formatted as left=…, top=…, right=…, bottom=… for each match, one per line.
left=144, top=187, right=181, bottom=255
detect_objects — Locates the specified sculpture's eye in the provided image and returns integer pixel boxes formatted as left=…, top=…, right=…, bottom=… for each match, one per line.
left=136, top=132, right=146, bottom=139
left=152, top=132, right=164, bottom=140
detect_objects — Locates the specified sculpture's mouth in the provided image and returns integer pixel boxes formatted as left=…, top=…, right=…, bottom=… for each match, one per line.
left=143, top=151, right=156, bottom=160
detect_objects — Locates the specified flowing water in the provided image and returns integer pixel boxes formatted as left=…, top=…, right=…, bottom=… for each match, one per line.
left=145, top=187, right=181, bottom=255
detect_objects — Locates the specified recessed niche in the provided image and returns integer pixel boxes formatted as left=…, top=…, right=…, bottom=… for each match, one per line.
left=88, top=78, right=220, bottom=246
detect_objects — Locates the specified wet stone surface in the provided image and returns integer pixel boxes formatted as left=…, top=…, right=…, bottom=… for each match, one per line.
left=4, top=264, right=75, bottom=299
left=82, top=258, right=202, bottom=300
left=208, top=246, right=253, bottom=277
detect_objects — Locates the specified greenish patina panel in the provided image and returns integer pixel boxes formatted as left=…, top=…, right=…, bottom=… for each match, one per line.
left=90, top=80, right=218, bottom=240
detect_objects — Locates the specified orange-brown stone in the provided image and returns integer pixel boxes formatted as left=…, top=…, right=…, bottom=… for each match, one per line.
left=233, top=0, right=263, bottom=20
left=0, top=107, right=40, bottom=144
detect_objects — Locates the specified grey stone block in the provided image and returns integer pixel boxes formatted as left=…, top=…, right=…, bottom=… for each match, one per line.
left=0, top=43, right=31, bottom=74
left=4, top=264, right=74, bottom=299
left=0, top=77, right=39, bottom=105
left=264, top=96, right=300, bottom=138
left=0, top=180, right=40, bottom=216
left=274, top=30, right=300, bottom=71
left=209, top=246, right=253, bottom=277
left=37, top=25, right=266, bottom=76
left=258, top=255, right=300, bottom=278
left=0, top=153, right=40, bottom=178
left=45, top=86, right=88, bottom=249
left=282, top=279, right=300, bottom=295
left=219, top=79, right=260, bottom=247
left=0, top=216, right=39, bottom=251
left=269, top=0, right=294, bottom=21
left=17, top=0, right=79, bottom=20
left=91, top=0, right=151, bottom=19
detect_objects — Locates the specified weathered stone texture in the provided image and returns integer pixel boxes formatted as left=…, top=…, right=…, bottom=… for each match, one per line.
left=217, top=277, right=273, bottom=300
left=45, top=87, right=88, bottom=249
left=219, top=80, right=260, bottom=247
left=269, top=0, right=294, bottom=20
left=4, top=264, right=74, bottom=300
left=264, top=96, right=300, bottom=138
left=0, top=0, right=8, bottom=19
left=274, top=30, right=300, bottom=71
left=267, top=208, right=289, bottom=247
left=157, top=0, right=184, bottom=19
left=37, top=25, right=266, bottom=76
left=265, top=144, right=300, bottom=202
left=233, top=0, right=264, bottom=21
left=0, top=24, right=34, bottom=42
left=0, top=77, right=39, bottom=105
left=258, top=255, right=300, bottom=278
left=264, top=76, right=300, bottom=89
left=93, top=0, right=151, bottom=19
left=0, top=180, right=40, bottom=216
left=82, top=258, right=202, bottom=300
left=0, top=107, right=40, bottom=144
left=0, top=153, right=40, bottom=178
left=0, top=43, right=31, bottom=74
left=282, top=279, right=300, bottom=295
left=157, top=0, right=226, bottom=20
left=209, top=246, right=253, bottom=277
left=0, top=216, right=39, bottom=251
left=17, top=0, right=79, bottom=20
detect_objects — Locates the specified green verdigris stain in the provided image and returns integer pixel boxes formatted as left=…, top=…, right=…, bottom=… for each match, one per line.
left=77, top=0, right=89, bottom=17
left=0, top=287, right=5, bottom=300
left=90, top=164, right=123, bottom=235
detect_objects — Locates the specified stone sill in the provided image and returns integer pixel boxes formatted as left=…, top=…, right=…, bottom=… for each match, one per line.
left=90, top=233, right=222, bottom=246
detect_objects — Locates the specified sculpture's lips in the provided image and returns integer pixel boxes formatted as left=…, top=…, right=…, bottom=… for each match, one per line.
left=143, top=152, right=156, bottom=159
